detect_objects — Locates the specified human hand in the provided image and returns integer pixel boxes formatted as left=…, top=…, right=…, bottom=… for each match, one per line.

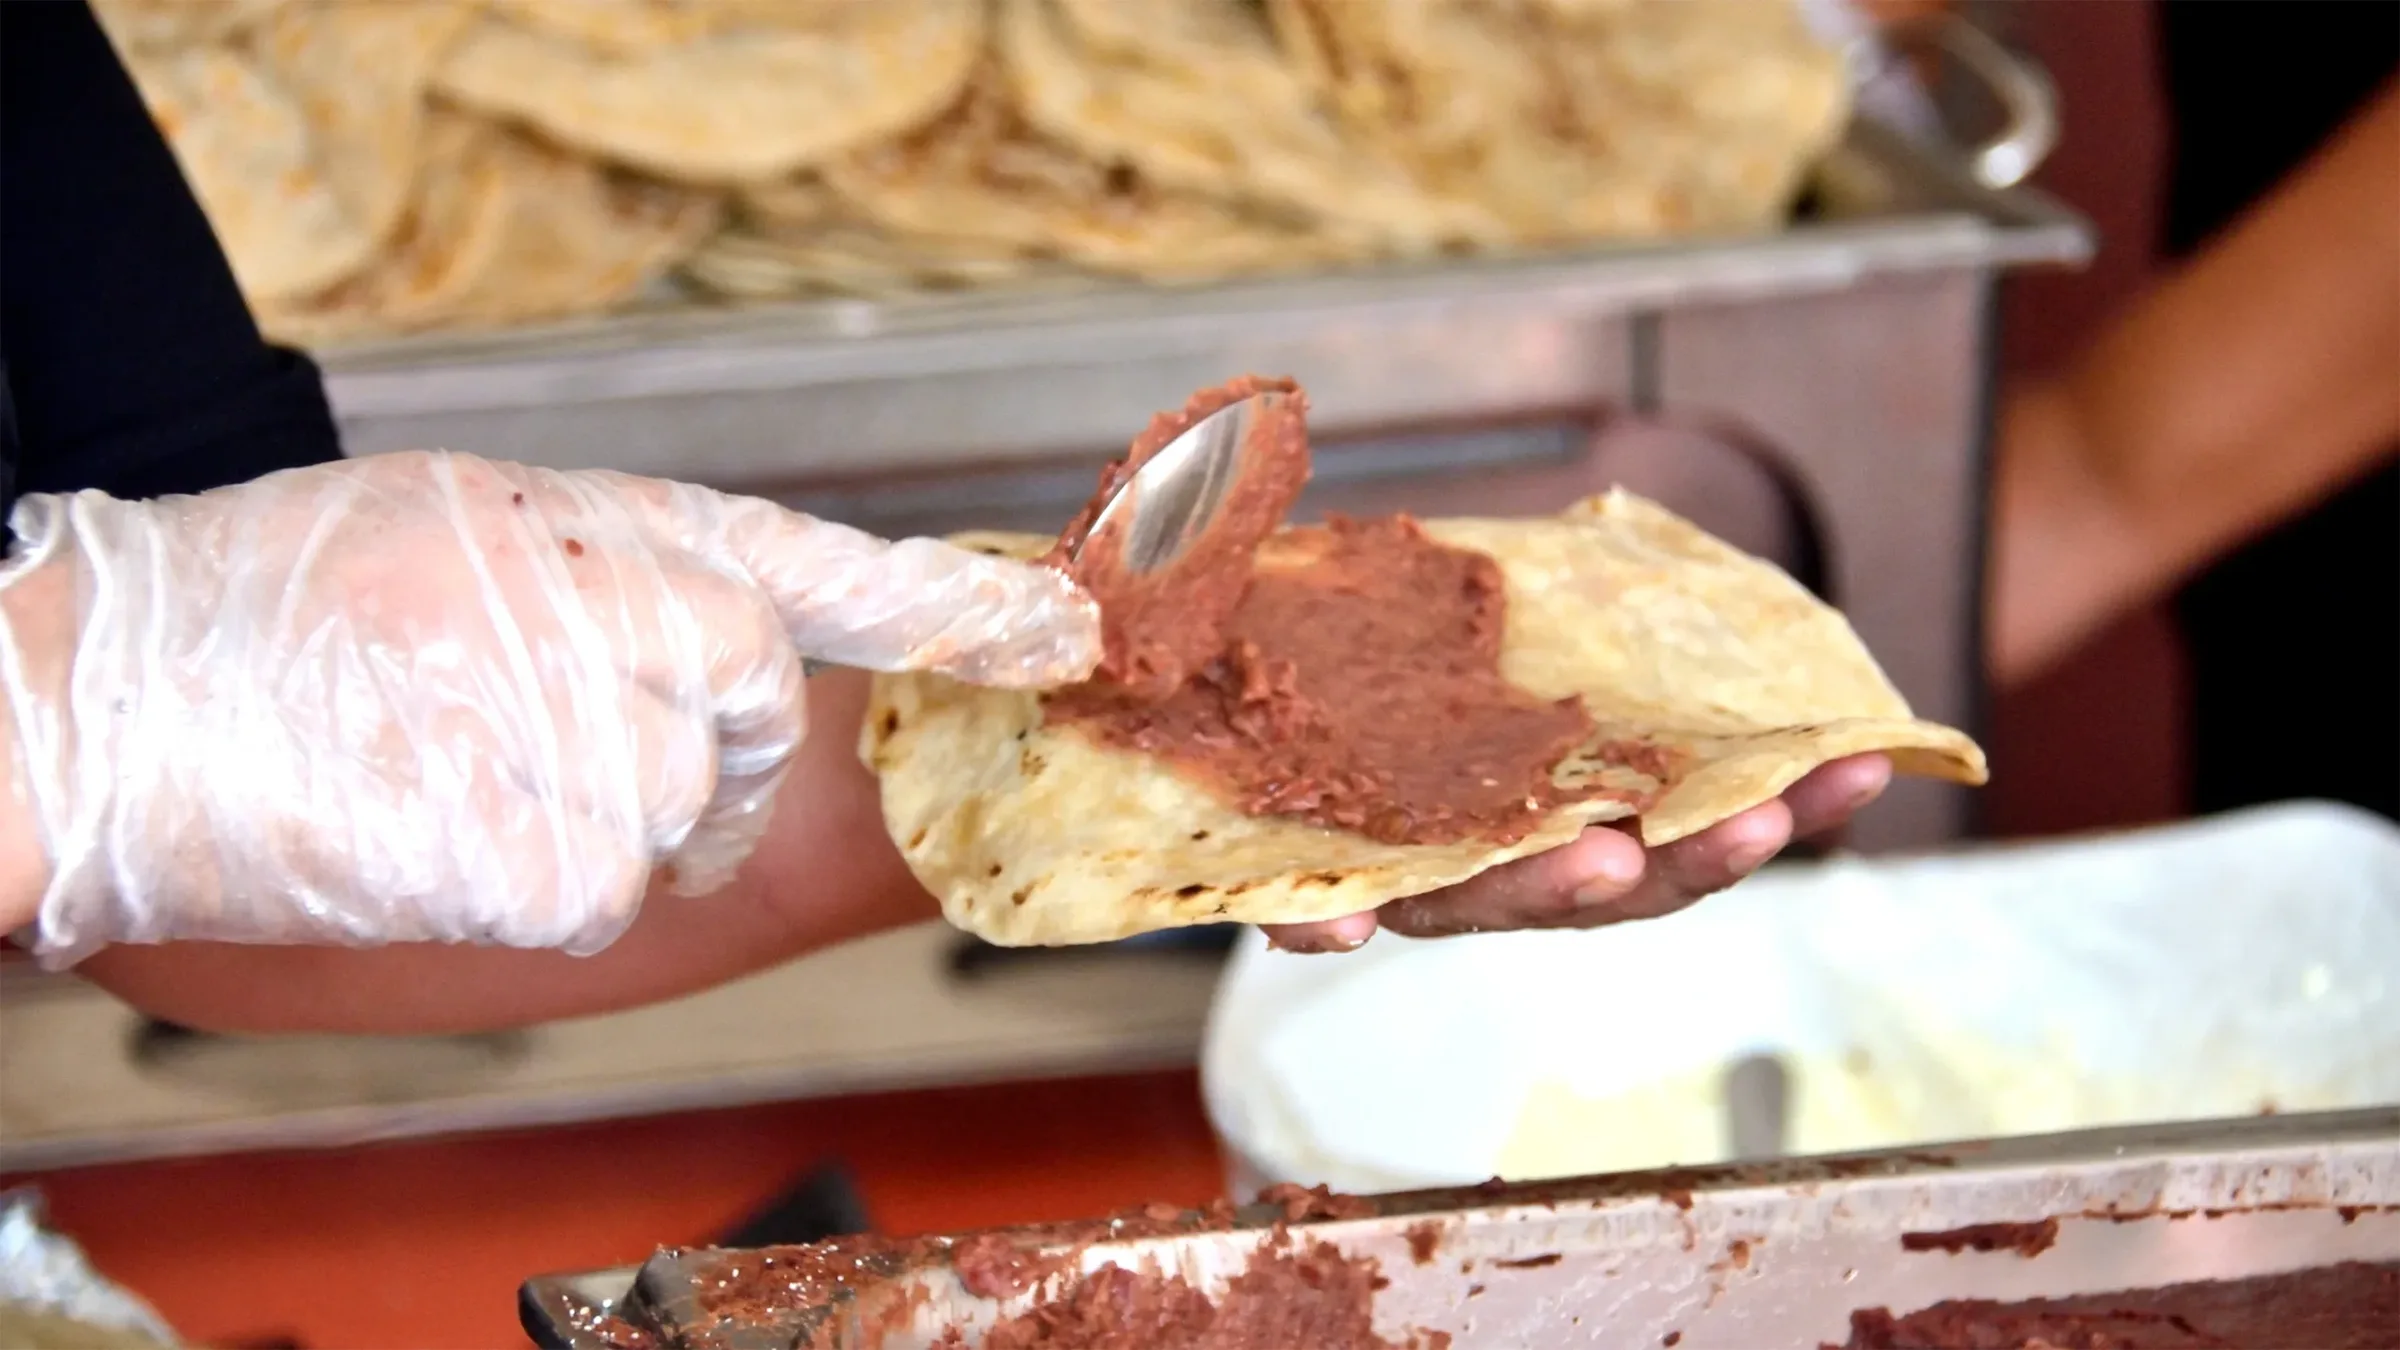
left=1260, top=753, right=1892, bottom=952
left=0, top=451, right=1097, bottom=968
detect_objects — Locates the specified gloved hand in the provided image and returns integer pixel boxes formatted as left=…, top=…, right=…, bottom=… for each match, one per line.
left=0, top=450, right=1099, bottom=969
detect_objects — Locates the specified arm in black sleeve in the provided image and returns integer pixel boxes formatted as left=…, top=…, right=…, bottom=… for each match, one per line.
left=0, top=0, right=345, bottom=522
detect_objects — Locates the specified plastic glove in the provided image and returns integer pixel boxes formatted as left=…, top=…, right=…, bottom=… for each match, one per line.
left=0, top=450, right=1098, bottom=969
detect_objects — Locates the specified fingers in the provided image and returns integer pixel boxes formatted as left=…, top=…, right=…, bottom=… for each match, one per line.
left=1782, top=752, right=1893, bottom=840
left=468, top=473, right=813, bottom=905
left=1257, top=908, right=1380, bottom=955
left=673, top=584, right=809, bottom=899
left=1375, top=801, right=1796, bottom=941
left=1265, top=753, right=1896, bottom=954
left=493, top=809, right=655, bottom=958
left=1260, top=828, right=1648, bottom=952
left=653, top=484, right=1102, bottom=688
left=795, top=534, right=1100, bottom=688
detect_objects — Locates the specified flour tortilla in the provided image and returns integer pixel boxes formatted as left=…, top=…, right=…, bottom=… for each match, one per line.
left=478, top=0, right=854, bottom=51
left=738, top=173, right=843, bottom=230
left=864, top=491, right=1986, bottom=947
left=113, top=44, right=376, bottom=303
left=259, top=111, right=718, bottom=345
left=999, top=0, right=1499, bottom=251
left=110, top=3, right=470, bottom=306
left=822, top=69, right=1352, bottom=282
left=431, top=0, right=982, bottom=184
left=434, top=131, right=720, bottom=327
left=680, top=219, right=1043, bottom=300
left=90, top=0, right=290, bottom=52
left=250, top=0, right=478, bottom=262
left=1263, top=0, right=1847, bottom=240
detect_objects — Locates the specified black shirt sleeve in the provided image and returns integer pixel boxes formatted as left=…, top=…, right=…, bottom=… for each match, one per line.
left=0, top=0, right=345, bottom=528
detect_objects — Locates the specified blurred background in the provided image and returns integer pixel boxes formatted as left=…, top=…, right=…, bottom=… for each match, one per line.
left=1, top=1, right=2391, bottom=1345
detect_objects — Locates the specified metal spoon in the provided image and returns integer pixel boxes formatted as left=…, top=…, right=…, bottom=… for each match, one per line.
left=1070, top=390, right=1284, bottom=577
left=1723, top=1051, right=1792, bottom=1162
left=801, top=392, right=1284, bottom=677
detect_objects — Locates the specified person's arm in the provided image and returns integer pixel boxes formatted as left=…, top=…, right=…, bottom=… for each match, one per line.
left=72, top=669, right=934, bottom=1034
left=0, top=596, right=51, bottom=940
left=1989, top=81, right=2400, bottom=686
left=0, top=0, right=350, bottom=942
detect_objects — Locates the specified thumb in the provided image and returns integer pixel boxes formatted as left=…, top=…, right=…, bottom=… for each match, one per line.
left=674, top=487, right=1101, bottom=689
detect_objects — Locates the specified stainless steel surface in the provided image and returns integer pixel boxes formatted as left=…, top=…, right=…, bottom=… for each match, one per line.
left=1078, top=392, right=1281, bottom=577
left=1723, top=1053, right=1792, bottom=1162
left=1652, top=269, right=1991, bottom=849
left=1876, top=14, right=2060, bottom=189
left=521, top=1108, right=2400, bottom=1350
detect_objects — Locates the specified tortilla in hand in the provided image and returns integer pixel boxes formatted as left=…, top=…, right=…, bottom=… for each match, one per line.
left=862, top=490, right=1985, bottom=947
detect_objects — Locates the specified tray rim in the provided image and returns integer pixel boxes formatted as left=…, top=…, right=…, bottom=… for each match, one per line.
left=518, top=1105, right=2400, bottom=1349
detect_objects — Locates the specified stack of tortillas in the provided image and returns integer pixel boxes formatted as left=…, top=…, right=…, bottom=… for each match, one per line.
left=92, top=0, right=734, bottom=345
left=94, top=0, right=1849, bottom=346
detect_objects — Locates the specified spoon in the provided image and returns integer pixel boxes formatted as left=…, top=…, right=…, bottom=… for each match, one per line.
left=1070, top=390, right=1285, bottom=577
left=801, top=392, right=1285, bottom=677
left=1722, top=1051, right=1792, bottom=1162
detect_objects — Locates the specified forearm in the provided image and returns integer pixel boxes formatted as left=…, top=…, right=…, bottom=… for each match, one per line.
left=0, top=719, right=47, bottom=942
left=0, top=557, right=69, bottom=939
left=72, top=670, right=940, bottom=1034
left=1991, top=82, right=2400, bottom=685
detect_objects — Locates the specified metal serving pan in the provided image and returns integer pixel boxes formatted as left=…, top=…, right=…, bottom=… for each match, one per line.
left=521, top=1108, right=2400, bottom=1349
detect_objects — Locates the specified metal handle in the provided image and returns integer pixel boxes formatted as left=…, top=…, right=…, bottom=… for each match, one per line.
left=1723, top=1051, right=1792, bottom=1161
left=1868, top=14, right=2061, bottom=190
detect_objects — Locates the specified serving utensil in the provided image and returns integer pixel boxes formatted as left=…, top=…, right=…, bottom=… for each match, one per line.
left=1068, top=390, right=1282, bottom=577
left=801, top=391, right=1283, bottom=678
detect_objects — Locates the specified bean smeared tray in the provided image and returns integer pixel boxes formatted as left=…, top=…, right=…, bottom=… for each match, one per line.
left=521, top=1107, right=2400, bottom=1349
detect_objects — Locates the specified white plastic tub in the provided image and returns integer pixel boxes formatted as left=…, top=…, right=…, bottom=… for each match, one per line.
left=1203, top=801, right=2400, bottom=1196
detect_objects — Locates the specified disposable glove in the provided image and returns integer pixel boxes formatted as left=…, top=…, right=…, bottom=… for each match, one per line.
left=0, top=450, right=1098, bottom=968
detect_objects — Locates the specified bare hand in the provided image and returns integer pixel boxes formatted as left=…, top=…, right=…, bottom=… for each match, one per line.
left=1259, top=754, right=1894, bottom=952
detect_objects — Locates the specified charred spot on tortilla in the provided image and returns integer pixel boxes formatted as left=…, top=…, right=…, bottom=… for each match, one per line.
left=861, top=377, right=1988, bottom=946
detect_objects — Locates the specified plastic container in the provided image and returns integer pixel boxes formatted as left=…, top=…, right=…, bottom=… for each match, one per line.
left=1203, top=801, right=2400, bottom=1196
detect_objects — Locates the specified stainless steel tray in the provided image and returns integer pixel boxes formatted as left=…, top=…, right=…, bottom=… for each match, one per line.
left=521, top=1108, right=2400, bottom=1349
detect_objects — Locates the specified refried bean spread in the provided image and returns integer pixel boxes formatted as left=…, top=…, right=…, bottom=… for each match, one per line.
left=1044, top=377, right=1608, bottom=846
left=1832, top=1259, right=2400, bottom=1349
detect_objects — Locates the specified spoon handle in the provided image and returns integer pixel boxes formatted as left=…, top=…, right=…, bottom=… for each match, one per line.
left=1723, top=1052, right=1792, bottom=1161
